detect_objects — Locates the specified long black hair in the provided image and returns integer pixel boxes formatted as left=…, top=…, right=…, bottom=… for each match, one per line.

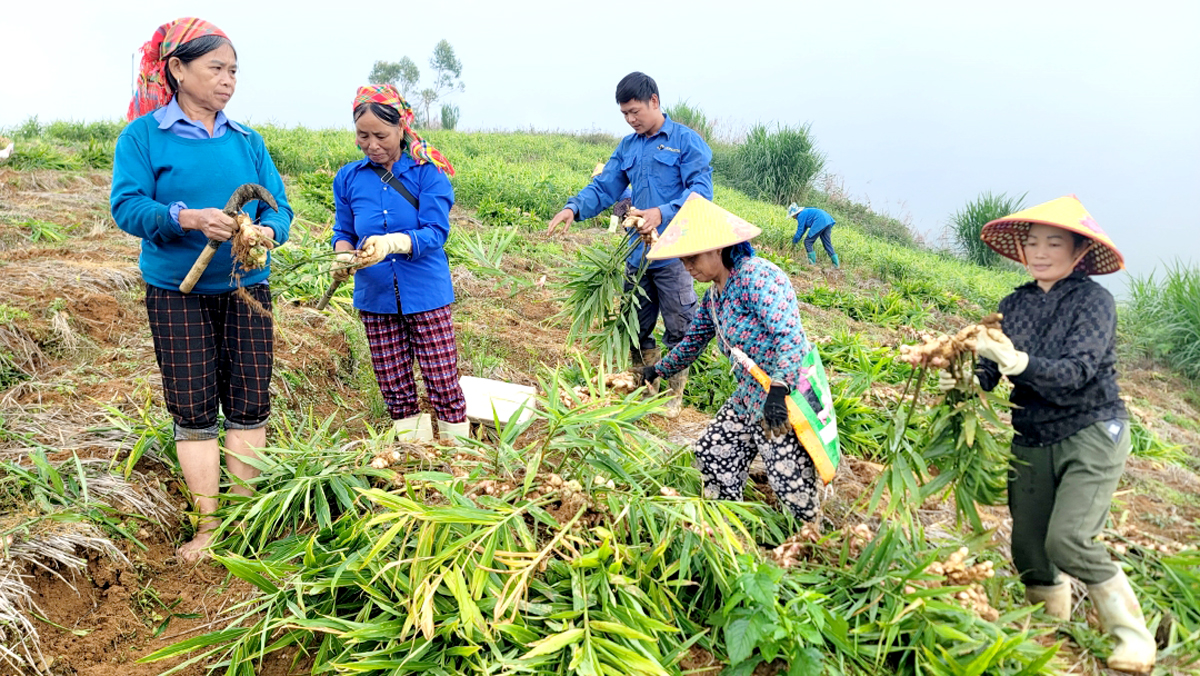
left=164, top=35, right=235, bottom=94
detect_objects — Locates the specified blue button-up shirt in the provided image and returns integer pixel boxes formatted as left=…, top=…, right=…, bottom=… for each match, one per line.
left=154, top=98, right=248, bottom=223
left=566, top=115, right=713, bottom=269
left=792, top=208, right=836, bottom=243
left=332, top=155, right=456, bottom=314
left=153, top=97, right=245, bottom=139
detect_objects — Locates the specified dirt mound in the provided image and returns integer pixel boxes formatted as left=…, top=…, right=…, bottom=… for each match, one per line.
left=28, top=536, right=307, bottom=676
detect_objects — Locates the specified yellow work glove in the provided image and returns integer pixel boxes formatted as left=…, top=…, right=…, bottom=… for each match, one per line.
left=976, top=329, right=1029, bottom=376
left=331, top=251, right=356, bottom=282
left=357, top=233, right=412, bottom=267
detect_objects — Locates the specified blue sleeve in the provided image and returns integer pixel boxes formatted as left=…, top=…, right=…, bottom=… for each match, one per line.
left=792, top=215, right=810, bottom=243
left=657, top=134, right=713, bottom=224
left=565, top=148, right=629, bottom=221
left=620, top=185, right=632, bottom=201
left=110, top=123, right=185, bottom=244
left=407, top=164, right=453, bottom=261
left=331, top=168, right=358, bottom=249
left=248, top=131, right=293, bottom=245
left=656, top=292, right=716, bottom=377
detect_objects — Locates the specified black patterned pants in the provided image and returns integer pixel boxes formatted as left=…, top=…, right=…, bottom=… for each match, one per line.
left=145, top=283, right=273, bottom=441
left=693, top=402, right=820, bottom=521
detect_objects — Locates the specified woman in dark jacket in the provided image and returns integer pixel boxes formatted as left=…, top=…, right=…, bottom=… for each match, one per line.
left=942, top=195, right=1152, bottom=673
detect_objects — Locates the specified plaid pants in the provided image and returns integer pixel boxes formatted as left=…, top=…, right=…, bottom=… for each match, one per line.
left=360, top=305, right=467, bottom=423
left=145, top=284, right=273, bottom=441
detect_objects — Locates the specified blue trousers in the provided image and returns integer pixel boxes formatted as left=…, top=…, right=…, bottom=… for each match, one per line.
left=623, top=260, right=697, bottom=351
left=798, top=227, right=836, bottom=259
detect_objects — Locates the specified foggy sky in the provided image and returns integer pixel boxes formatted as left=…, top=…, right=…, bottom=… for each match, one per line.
left=4, top=0, right=1197, bottom=292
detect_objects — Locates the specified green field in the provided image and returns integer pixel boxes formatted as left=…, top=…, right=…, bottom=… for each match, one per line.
left=0, top=119, right=1197, bottom=675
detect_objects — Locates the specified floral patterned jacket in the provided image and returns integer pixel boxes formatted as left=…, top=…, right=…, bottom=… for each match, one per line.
left=655, top=256, right=815, bottom=418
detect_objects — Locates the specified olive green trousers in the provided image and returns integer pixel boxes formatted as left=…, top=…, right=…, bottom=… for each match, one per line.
left=1008, top=419, right=1130, bottom=586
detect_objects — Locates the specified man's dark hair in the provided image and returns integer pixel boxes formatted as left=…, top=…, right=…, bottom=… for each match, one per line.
left=616, top=72, right=659, bottom=105
left=165, top=35, right=236, bottom=94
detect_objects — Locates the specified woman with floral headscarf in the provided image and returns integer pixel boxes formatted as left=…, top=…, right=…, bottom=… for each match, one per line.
left=110, top=18, right=293, bottom=563
left=331, top=85, right=467, bottom=443
left=939, top=196, right=1153, bottom=673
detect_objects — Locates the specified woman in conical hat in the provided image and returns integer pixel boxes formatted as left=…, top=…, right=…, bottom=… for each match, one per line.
left=939, top=195, right=1153, bottom=672
left=638, top=194, right=838, bottom=522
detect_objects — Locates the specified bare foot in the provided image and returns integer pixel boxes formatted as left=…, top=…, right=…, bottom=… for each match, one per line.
left=176, top=529, right=215, bottom=565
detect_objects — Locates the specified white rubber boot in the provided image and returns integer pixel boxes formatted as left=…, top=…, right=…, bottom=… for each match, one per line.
left=392, top=415, right=422, bottom=441
left=1025, top=580, right=1072, bottom=620
left=415, top=413, right=434, bottom=443
left=1088, top=570, right=1156, bottom=673
left=437, top=420, right=471, bottom=445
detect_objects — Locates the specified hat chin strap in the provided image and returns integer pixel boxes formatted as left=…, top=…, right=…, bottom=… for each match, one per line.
left=1070, top=240, right=1093, bottom=271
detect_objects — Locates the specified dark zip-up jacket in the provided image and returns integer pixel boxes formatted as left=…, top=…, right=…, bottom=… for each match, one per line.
left=978, top=272, right=1126, bottom=447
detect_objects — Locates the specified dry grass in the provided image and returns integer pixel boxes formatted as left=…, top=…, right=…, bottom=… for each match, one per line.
left=0, top=523, right=130, bottom=674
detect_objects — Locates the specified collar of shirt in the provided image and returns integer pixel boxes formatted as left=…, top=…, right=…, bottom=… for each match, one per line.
left=352, top=153, right=418, bottom=175
left=154, top=97, right=247, bottom=139
left=639, top=113, right=677, bottom=140
left=1014, top=270, right=1089, bottom=294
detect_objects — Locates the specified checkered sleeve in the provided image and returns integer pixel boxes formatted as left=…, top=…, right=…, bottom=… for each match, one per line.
left=1010, top=284, right=1117, bottom=404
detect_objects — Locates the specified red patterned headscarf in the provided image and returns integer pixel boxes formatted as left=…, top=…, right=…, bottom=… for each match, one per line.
left=127, top=18, right=228, bottom=121
left=353, top=84, right=456, bottom=176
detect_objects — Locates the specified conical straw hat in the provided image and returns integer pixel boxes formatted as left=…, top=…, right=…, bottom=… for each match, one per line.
left=646, top=193, right=762, bottom=260
left=591, top=162, right=606, bottom=178
left=980, top=195, right=1124, bottom=275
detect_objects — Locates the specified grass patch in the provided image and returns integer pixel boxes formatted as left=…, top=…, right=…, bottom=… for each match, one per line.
left=1122, top=260, right=1200, bottom=382
left=715, top=122, right=825, bottom=206
left=947, top=191, right=1027, bottom=268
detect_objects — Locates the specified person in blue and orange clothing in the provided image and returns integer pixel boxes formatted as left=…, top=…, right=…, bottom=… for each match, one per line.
left=111, top=17, right=293, bottom=563
left=330, top=85, right=468, bottom=445
left=788, top=203, right=839, bottom=268
left=548, top=72, right=714, bottom=418
left=940, top=196, right=1154, bottom=673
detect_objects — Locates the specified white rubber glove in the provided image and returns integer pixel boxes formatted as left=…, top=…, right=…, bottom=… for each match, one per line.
left=357, top=233, right=412, bottom=267
left=976, top=329, right=1029, bottom=376
left=331, top=251, right=356, bottom=282
left=937, top=370, right=958, bottom=392
left=938, top=370, right=981, bottom=392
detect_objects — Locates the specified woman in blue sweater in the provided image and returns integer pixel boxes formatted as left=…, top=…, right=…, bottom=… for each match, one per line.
left=110, top=18, right=292, bottom=563
left=330, top=85, right=467, bottom=444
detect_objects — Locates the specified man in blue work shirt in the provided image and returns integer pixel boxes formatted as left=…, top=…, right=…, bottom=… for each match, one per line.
left=548, top=72, right=713, bottom=418
left=788, top=203, right=840, bottom=268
